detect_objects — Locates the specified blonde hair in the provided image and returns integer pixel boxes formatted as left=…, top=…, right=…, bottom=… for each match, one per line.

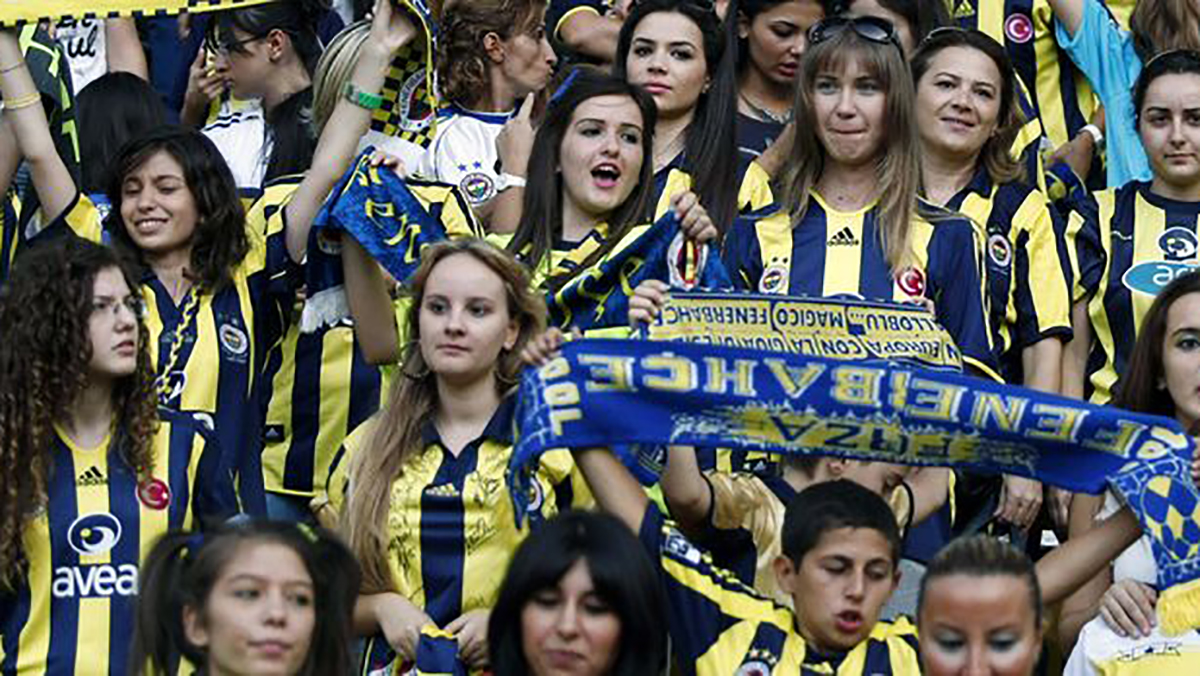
left=778, top=29, right=920, bottom=271
left=340, top=239, right=547, bottom=594
left=311, top=21, right=372, bottom=135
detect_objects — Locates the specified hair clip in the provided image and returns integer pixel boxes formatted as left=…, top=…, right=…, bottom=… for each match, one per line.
left=295, top=522, right=320, bottom=544
left=549, top=68, right=583, bottom=108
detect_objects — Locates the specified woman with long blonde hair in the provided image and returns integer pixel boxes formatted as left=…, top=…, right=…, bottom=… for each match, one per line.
left=336, top=239, right=590, bottom=672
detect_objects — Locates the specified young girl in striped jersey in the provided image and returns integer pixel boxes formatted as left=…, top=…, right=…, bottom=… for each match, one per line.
left=338, top=239, right=591, bottom=673
left=130, top=520, right=359, bottom=676
left=0, top=238, right=236, bottom=675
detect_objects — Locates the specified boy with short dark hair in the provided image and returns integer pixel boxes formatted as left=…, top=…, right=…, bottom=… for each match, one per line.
left=571, top=445, right=1144, bottom=675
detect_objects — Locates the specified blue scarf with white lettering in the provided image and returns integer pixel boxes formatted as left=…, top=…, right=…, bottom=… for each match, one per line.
left=547, top=213, right=731, bottom=331
left=301, top=150, right=480, bottom=331
left=511, top=338, right=1200, bottom=635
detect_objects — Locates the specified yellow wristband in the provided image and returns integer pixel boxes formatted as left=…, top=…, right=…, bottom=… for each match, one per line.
left=3, top=93, right=41, bottom=111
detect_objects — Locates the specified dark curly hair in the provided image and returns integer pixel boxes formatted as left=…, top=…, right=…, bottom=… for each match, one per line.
left=0, top=238, right=157, bottom=591
left=436, top=0, right=547, bottom=109
left=104, top=127, right=250, bottom=294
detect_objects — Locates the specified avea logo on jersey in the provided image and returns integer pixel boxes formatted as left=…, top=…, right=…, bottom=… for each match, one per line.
left=52, top=512, right=137, bottom=599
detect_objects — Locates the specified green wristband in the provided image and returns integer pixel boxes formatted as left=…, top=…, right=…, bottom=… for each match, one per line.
left=343, top=82, right=384, bottom=111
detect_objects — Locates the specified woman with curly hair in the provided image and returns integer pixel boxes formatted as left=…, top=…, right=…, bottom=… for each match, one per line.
left=1, top=22, right=335, bottom=516
left=416, top=0, right=557, bottom=223
left=0, top=238, right=236, bottom=675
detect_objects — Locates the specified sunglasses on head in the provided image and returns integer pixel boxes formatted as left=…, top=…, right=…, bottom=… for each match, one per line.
left=808, top=16, right=902, bottom=51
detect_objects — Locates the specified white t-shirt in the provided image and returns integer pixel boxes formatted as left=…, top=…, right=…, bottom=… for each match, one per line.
left=1064, top=618, right=1200, bottom=675
left=202, top=97, right=268, bottom=191
left=416, top=105, right=513, bottom=207
left=55, top=18, right=107, bottom=94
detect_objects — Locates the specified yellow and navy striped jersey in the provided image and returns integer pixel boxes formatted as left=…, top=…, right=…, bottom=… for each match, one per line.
left=52, top=190, right=299, bottom=514
left=250, top=177, right=386, bottom=499
left=330, top=397, right=592, bottom=671
left=722, top=193, right=1001, bottom=380
left=1069, top=182, right=1200, bottom=404
left=329, top=396, right=591, bottom=625
left=638, top=503, right=922, bottom=676
left=944, top=168, right=1073, bottom=383
left=0, top=409, right=236, bottom=675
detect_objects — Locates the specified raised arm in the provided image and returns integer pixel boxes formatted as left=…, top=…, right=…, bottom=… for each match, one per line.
left=0, top=30, right=77, bottom=221
left=556, top=10, right=624, bottom=65
left=661, top=445, right=714, bottom=535
left=342, top=236, right=404, bottom=364
left=105, top=18, right=148, bottom=79
left=1062, top=299, right=1092, bottom=400
left=1047, top=0, right=1086, bottom=37
left=282, top=0, right=416, bottom=263
left=572, top=447, right=649, bottom=534
left=1036, top=504, right=1141, bottom=607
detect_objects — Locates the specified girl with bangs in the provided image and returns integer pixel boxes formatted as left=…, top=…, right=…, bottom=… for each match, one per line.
left=722, top=16, right=999, bottom=380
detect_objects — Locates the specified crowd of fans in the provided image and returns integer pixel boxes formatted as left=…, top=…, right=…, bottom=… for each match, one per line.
left=2, top=0, right=1200, bottom=674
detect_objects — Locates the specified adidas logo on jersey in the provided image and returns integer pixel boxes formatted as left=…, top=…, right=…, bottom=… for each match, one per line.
left=827, top=226, right=860, bottom=246
left=77, top=466, right=107, bottom=487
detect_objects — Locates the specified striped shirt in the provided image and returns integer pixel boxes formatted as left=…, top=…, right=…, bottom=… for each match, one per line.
left=722, top=193, right=1001, bottom=380
left=0, top=410, right=236, bottom=674
left=638, top=503, right=923, bottom=676
left=943, top=167, right=1072, bottom=383
left=1069, top=182, right=1200, bottom=403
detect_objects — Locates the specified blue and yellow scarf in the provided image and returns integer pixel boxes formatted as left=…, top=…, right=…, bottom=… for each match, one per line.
left=302, top=150, right=480, bottom=332
left=512, top=337, right=1200, bottom=635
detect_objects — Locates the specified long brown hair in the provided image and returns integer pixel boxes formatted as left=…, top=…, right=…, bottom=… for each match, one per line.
left=1130, top=0, right=1200, bottom=63
left=341, top=239, right=546, bottom=593
left=0, top=238, right=157, bottom=590
left=778, top=27, right=920, bottom=270
left=1112, top=270, right=1200, bottom=420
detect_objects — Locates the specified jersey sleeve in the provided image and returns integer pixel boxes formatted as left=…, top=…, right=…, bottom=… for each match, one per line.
left=930, top=221, right=1002, bottom=381
left=190, top=419, right=241, bottom=525
left=1066, top=194, right=1106, bottom=303
left=1054, top=0, right=1141, bottom=106
left=242, top=186, right=304, bottom=337
left=737, top=161, right=775, bottom=212
left=546, top=0, right=608, bottom=42
left=637, top=502, right=786, bottom=671
left=31, top=191, right=103, bottom=245
left=1012, top=191, right=1073, bottom=348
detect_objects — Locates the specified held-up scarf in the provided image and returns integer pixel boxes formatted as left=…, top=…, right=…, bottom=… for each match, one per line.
left=511, top=338, right=1200, bottom=635
left=546, top=213, right=731, bottom=331
left=644, top=291, right=963, bottom=372
left=301, top=149, right=480, bottom=332
left=2, top=0, right=279, bottom=24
